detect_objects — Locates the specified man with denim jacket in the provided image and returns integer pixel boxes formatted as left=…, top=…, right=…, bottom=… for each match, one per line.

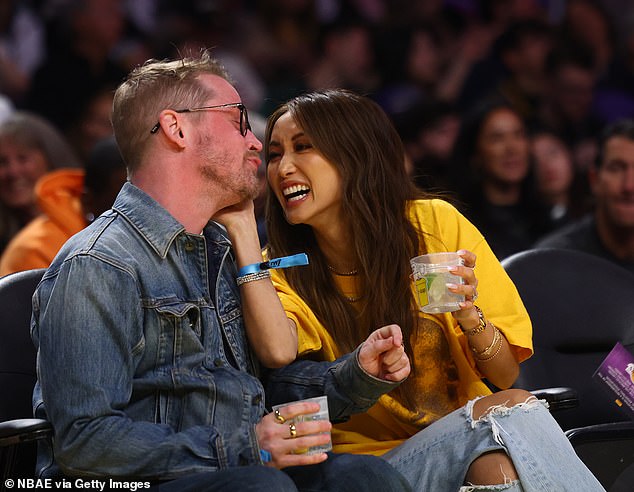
left=30, top=52, right=412, bottom=491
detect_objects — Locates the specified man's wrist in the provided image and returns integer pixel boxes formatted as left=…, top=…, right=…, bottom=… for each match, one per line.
left=334, top=346, right=401, bottom=407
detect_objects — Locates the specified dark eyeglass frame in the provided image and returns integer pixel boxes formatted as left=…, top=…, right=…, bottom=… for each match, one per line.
left=150, top=102, right=251, bottom=136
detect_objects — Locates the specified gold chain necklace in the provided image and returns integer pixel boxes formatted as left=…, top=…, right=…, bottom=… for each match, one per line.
left=327, top=264, right=359, bottom=276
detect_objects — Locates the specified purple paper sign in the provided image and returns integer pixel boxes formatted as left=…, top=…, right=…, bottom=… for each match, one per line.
left=593, top=342, right=634, bottom=419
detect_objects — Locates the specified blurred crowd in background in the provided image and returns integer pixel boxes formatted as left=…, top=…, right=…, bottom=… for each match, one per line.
left=2, top=0, right=634, bottom=267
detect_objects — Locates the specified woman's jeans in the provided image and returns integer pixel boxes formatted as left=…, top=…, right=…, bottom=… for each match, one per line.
left=150, top=452, right=412, bottom=491
left=382, top=396, right=605, bottom=492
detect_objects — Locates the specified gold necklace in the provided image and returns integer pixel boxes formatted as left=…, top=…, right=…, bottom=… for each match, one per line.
left=343, top=294, right=364, bottom=303
left=327, top=264, right=358, bottom=276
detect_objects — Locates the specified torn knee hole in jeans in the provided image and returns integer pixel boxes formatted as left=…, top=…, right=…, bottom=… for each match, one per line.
left=465, top=395, right=546, bottom=446
left=467, top=394, right=545, bottom=423
left=460, top=478, right=520, bottom=491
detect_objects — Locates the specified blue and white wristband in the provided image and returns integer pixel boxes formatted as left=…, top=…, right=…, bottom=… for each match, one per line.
left=260, top=449, right=272, bottom=463
left=236, top=253, right=309, bottom=286
left=237, top=253, right=309, bottom=277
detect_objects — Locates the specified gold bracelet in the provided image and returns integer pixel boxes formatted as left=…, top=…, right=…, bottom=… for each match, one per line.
left=471, top=323, right=500, bottom=357
left=475, top=331, right=503, bottom=362
left=465, top=306, right=487, bottom=336
left=473, top=326, right=503, bottom=361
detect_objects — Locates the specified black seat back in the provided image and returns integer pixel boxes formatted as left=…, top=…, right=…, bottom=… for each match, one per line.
left=0, top=269, right=47, bottom=482
left=502, top=248, right=634, bottom=430
left=0, top=269, right=45, bottom=423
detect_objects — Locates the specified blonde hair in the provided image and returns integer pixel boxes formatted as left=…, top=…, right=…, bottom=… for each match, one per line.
left=111, top=50, right=231, bottom=172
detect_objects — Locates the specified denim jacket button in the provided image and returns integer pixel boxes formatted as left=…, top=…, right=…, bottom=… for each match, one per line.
left=251, top=394, right=262, bottom=405
left=214, top=358, right=224, bottom=367
left=184, top=241, right=195, bottom=252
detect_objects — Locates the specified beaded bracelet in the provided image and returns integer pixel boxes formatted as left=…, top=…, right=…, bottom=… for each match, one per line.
left=236, top=270, right=271, bottom=286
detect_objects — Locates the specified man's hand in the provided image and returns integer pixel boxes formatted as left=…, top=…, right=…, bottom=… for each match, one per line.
left=358, top=324, right=410, bottom=382
left=256, top=402, right=331, bottom=469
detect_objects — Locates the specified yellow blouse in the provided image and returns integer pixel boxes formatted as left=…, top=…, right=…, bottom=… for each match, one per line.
left=270, top=199, right=533, bottom=455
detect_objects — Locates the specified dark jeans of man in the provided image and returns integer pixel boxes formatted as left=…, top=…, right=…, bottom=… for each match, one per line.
left=151, top=453, right=412, bottom=491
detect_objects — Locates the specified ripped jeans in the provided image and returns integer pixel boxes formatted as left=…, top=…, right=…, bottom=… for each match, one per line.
left=382, top=394, right=605, bottom=492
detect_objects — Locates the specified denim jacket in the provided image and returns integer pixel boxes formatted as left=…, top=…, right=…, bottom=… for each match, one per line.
left=32, top=183, right=399, bottom=480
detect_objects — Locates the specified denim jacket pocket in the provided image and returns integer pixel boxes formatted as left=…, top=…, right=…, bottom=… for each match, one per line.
left=143, top=299, right=205, bottom=428
left=147, top=299, right=204, bottom=369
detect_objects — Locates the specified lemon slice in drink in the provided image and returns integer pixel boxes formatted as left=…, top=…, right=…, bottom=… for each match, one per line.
left=426, top=273, right=447, bottom=303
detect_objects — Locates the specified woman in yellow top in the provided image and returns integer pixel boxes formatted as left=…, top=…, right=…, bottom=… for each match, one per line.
left=259, top=89, right=603, bottom=491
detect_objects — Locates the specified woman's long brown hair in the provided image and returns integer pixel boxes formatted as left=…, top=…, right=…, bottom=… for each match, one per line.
left=265, top=90, right=431, bottom=405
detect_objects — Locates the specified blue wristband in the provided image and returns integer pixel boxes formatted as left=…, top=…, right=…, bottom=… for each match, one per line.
left=260, top=449, right=272, bottom=463
left=238, top=253, right=309, bottom=277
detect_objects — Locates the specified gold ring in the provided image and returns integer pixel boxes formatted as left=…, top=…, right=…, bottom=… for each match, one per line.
left=274, top=409, right=285, bottom=424
left=289, top=423, right=297, bottom=438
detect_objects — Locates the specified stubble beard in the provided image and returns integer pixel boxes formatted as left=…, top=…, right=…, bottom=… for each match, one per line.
left=197, top=134, right=259, bottom=201
left=199, top=154, right=259, bottom=202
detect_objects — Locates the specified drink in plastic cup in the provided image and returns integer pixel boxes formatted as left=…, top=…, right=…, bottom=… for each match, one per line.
left=272, top=395, right=332, bottom=455
left=410, top=252, right=465, bottom=313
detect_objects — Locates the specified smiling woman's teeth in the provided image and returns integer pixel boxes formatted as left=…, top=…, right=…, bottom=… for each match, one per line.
left=283, top=185, right=310, bottom=202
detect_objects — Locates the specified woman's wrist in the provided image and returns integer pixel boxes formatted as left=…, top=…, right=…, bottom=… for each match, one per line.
left=460, top=306, right=487, bottom=335
left=459, top=305, right=506, bottom=363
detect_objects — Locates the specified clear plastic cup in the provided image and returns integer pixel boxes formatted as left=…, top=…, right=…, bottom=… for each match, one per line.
left=410, top=252, right=465, bottom=313
left=272, top=395, right=332, bottom=455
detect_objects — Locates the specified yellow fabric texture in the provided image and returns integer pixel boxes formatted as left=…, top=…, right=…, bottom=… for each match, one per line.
left=0, top=169, right=86, bottom=276
left=269, top=199, right=533, bottom=456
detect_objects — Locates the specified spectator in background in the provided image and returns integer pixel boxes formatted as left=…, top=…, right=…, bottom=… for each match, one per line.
left=375, top=23, right=447, bottom=114
left=24, top=0, right=128, bottom=138
left=452, top=98, right=549, bottom=259
left=0, top=136, right=127, bottom=276
left=590, top=6, right=634, bottom=125
left=148, top=0, right=267, bottom=114
left=458, top=19, right=553, bottom=123
left=392, top=99, right=461, bottom=192
left=530, top=128, right=591, bottom=233
left=64, top=85, right=115, bottom=163
left=559, top=0, right=617, bottom=80
left=476, top=0, right=547, bottom=31
left=0, top=0, right=45, bottom=103
left=0, top=111, right=80, bottom=254
left=494, top=19, right=553, bottom=122
left=247, top=0, right=320, bottom=100
left=535, top=43, right=602, bottom=173
left=535, top=118, right=634, bottom=274
left=376, top=13, right=496, bottom=114
left=305, top=17, right=381, bottom=96
left=258, top=14, right=383, bottom=116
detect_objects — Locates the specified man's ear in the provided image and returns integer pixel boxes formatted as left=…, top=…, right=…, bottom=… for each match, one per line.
left=156, top=110, right=186, bottom=147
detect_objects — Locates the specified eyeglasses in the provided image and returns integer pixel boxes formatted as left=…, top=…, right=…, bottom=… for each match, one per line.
left=150, top=102, right=251, bottom=136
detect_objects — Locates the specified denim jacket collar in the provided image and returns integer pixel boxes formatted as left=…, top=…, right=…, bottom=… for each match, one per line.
left=113, top=182, right=185, bottom=259
left=113, top=182, right=232, bottom=258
